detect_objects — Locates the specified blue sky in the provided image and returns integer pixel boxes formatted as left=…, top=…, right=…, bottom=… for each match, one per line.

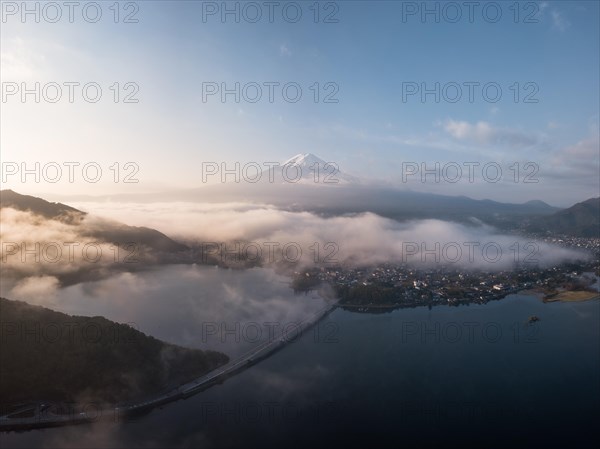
left=1, top=1, right=598, bottom=206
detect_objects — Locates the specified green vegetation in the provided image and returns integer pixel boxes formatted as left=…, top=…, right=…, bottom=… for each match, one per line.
left=335, top=283, right=404, bottom=305
left=544, top=290, right=599, bottom=302
left=292, top=272, right=322, bottom=292
left=527, top=197, right=600, bottom=237
left=0, top=297, right=228, bottom=405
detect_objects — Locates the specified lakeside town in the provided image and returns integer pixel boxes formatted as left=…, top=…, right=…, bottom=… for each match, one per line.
left=291, top=236, right=600, bottom=311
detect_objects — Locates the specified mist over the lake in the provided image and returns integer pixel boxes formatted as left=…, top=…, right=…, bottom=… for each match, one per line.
left=0, top=265, right=329, bottom=357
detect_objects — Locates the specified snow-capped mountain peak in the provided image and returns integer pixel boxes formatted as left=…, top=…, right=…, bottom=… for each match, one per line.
left=281, top=153, right=325, bottom=167
left=276, top=153, right=360, bottom=185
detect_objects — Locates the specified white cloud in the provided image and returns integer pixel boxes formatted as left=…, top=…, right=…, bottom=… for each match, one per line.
left=444, top=120, right=494, bottom=143
left=537, top=3, right=570, bottom=32
left=0, top=36, right=91, bottom=81
left=551, top=10, right=570, bottom=32
left=551, top=134, right=600, bottom=173
left=0, top=37, right=47, bottom=80
left=67, top=201, right=587, bottom=270
left=9, top=275, right=60, bottom=305
left=443, top=120, right=538, bottom=147
left=279, top=43, right=292, bottom=57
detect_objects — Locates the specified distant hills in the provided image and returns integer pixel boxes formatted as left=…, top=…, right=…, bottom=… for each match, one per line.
left=0, top=189, right=86, bottom=224
left=0, top=189, right=188, bottom=254
left=44, top=185, right=560, bottom=229
left=2, top=186, right=597, bottom=248
left=526, top=197, right=600, bottom=238
left=170, top=182, right=560, bottom=228
left=37, top=153, right=557, bottom=223
left=0, top=297, right=229, bottom=404
left=1, top=189, right=189, bottom=286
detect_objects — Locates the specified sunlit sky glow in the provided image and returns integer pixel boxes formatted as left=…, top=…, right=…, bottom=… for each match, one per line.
left=1, top=0, right=598, bottom=206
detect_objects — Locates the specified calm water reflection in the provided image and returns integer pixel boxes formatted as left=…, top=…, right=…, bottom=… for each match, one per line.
left=1, top=266, right=598, bottom=448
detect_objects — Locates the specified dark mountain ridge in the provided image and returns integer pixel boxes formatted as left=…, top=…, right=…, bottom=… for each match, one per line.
left=526, top=197, right=600, bottom=238
left=0, top=189, right=188, bottom=253
left=0, top=297, right=228, bottom=405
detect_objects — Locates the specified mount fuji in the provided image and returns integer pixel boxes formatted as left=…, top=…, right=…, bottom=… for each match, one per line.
left=40, top=152, right=560, bottom=229
left=266, top=153, right=361, bottom=185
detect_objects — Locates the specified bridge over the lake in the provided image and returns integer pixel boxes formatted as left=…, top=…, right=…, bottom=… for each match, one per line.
left=0, top=300, right=338, bottom=431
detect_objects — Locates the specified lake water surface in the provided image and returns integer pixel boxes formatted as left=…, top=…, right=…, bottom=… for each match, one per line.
left=1, top=265, right=598, bottom=448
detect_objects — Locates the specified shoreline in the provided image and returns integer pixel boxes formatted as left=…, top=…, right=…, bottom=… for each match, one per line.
left=520, top=288, right=600, bottom=303
left=0, top=301, right=338, bottom=432
left=543, top=291, right=600, bottom=303
left=338, top=288, right=600, bottom=313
